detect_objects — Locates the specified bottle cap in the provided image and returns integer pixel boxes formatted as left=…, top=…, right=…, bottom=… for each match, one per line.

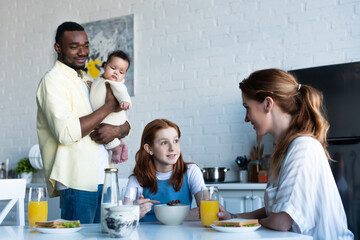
left=104, top=168, right=118, bottom=172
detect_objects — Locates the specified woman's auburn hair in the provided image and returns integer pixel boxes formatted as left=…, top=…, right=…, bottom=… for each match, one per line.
left=239, top=68, right=330, bottom=181
left=132, top=119, right=189, bottom=194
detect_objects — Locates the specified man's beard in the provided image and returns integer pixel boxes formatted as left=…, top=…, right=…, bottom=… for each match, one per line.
left=64, top=61, right=86, bottom=71
left=72, top=65, right=86, bottom=70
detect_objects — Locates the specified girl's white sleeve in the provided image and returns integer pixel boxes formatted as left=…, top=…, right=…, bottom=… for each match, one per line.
left=187, top=164, right=206, bottom=195
left=126, top=175, right=143, bottom=195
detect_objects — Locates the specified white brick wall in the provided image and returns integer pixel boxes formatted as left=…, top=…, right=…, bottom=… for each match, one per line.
left=1, top=0, right=359, bottom=181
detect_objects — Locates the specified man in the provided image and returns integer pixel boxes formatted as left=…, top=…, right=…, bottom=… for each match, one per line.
left=36, top=22, right=130, bottom=223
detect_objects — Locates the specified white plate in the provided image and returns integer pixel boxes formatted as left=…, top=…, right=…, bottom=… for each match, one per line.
left=28, top=144, right=43, bottom=169
left=210, top=224, right=261, bottom=233
left=33, top=226, right=82, bottom=234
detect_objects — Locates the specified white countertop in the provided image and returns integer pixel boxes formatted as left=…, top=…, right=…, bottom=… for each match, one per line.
left=27, top=180, right=267, bottom=190
left=206, top=182, right=267, bottom=190
left=0, top=221, right=312, bottom=240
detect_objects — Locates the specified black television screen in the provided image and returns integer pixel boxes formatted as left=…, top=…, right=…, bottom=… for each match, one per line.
left=290, top=62, right=360, bottom=140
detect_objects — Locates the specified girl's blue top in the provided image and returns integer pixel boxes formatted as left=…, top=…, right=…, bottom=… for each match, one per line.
left=141, top=173, right=192, bottom=222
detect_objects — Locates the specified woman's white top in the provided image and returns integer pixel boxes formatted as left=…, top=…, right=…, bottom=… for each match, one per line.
left=127, top=164, right=206, bottom=198
left=265, top=136, right=353, bottom=240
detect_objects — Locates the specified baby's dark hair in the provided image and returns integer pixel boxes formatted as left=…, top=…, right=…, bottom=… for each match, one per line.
left=55, top=22, right=84, bottom=44
left=106, top=50, right=131, bottom=70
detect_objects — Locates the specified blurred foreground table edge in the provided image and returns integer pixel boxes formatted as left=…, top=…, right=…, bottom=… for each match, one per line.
left=0, top=220, right=312, bottom=240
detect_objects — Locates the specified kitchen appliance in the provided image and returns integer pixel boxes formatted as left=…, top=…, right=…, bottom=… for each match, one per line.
left=290, top=61, right=360, bottom=239
left=202, top=168, right=230, bottom=182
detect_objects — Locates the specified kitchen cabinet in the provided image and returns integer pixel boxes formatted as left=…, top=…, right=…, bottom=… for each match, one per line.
left=207, top=183, right=266, bottom=213
left=220, top=189, right=264, bottom=213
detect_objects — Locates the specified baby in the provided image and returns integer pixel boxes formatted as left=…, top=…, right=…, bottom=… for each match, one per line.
left=90, top=50, right=131, bottom=163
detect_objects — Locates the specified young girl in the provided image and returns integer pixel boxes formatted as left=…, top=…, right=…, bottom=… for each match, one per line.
left=126, top=119, right=206, bottom=222
left=218, top=69, right=353, bottom=240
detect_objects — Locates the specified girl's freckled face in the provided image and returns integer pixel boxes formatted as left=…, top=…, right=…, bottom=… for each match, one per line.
left=149, top=127, right=181, bottom=172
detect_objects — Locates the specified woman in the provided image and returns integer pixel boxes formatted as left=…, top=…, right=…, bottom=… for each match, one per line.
left=126, top=119, right=206, bottom=221
left=218, top=69, right=353, bottom=239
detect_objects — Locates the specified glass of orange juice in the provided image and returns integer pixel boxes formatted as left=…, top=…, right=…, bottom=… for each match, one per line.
left=28, top=187, right=48, bottom=227
left=200, top=186, right=219, bottom=227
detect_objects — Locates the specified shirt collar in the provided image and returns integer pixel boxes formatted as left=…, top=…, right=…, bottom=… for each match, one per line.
left=55, top=60, right=87, bottom=79
left=55, top=60, right=91, bottom=88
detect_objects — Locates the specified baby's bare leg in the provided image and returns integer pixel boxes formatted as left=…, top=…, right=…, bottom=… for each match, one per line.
left=120, top=143, right=128, bottom=163
left=111, top=145, right=123, bottom=164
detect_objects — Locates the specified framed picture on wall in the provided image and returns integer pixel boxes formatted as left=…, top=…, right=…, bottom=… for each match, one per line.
left=82, top=14, right=134, bottom=96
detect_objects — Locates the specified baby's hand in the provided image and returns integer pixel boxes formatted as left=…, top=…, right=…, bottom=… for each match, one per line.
left=120, top=101, right=131, bottom=110
left=86, top=81, right=92, bottom=88
left=110, top=159, right=120, bottom=164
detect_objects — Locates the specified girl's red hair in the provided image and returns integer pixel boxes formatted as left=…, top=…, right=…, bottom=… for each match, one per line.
left=132, top=119, right=189, bottom=193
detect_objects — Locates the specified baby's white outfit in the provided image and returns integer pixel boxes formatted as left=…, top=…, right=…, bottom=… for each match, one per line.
left=90, top=76, right=131, bottom=149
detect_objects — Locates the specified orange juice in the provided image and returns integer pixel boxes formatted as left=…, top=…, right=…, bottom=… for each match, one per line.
left=28, top=201, right=48, bottom=227
left=200, top=200, right=219, bottom=226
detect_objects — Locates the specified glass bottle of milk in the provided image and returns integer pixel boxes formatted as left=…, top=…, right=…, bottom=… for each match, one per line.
left=101, top=168, right=120, bottom=233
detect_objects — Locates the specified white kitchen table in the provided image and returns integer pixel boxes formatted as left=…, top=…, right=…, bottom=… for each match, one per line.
left=0, top=221, right=312, bottom=240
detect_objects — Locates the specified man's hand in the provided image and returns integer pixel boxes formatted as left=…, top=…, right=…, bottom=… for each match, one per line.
left=79, top=84, right=127, bottom=138
left=105, top=82, right=121, bottom=112
left=90, top=122, right=130, bottom=144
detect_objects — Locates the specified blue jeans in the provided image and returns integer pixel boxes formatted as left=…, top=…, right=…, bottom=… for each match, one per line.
left=60, top=185, right=103, bottom=223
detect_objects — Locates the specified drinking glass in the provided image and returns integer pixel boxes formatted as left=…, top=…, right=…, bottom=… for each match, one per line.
left=121, top=186, right=140, bottom=226
left=121, top=186, right=140, bottom=205
left=28, top=187, right=48, bottom=227
left=200, top=186, right=219, bottom=227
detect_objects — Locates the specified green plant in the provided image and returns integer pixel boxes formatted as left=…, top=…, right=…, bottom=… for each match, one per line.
left=14, top=157, right=35, bottom=174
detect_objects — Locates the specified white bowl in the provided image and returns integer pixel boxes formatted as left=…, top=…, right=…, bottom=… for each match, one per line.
left=154, top=204, right=190, bottom=225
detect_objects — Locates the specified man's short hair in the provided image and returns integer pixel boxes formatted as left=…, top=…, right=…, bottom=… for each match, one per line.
left=55, top=21, right=84, bottom=44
